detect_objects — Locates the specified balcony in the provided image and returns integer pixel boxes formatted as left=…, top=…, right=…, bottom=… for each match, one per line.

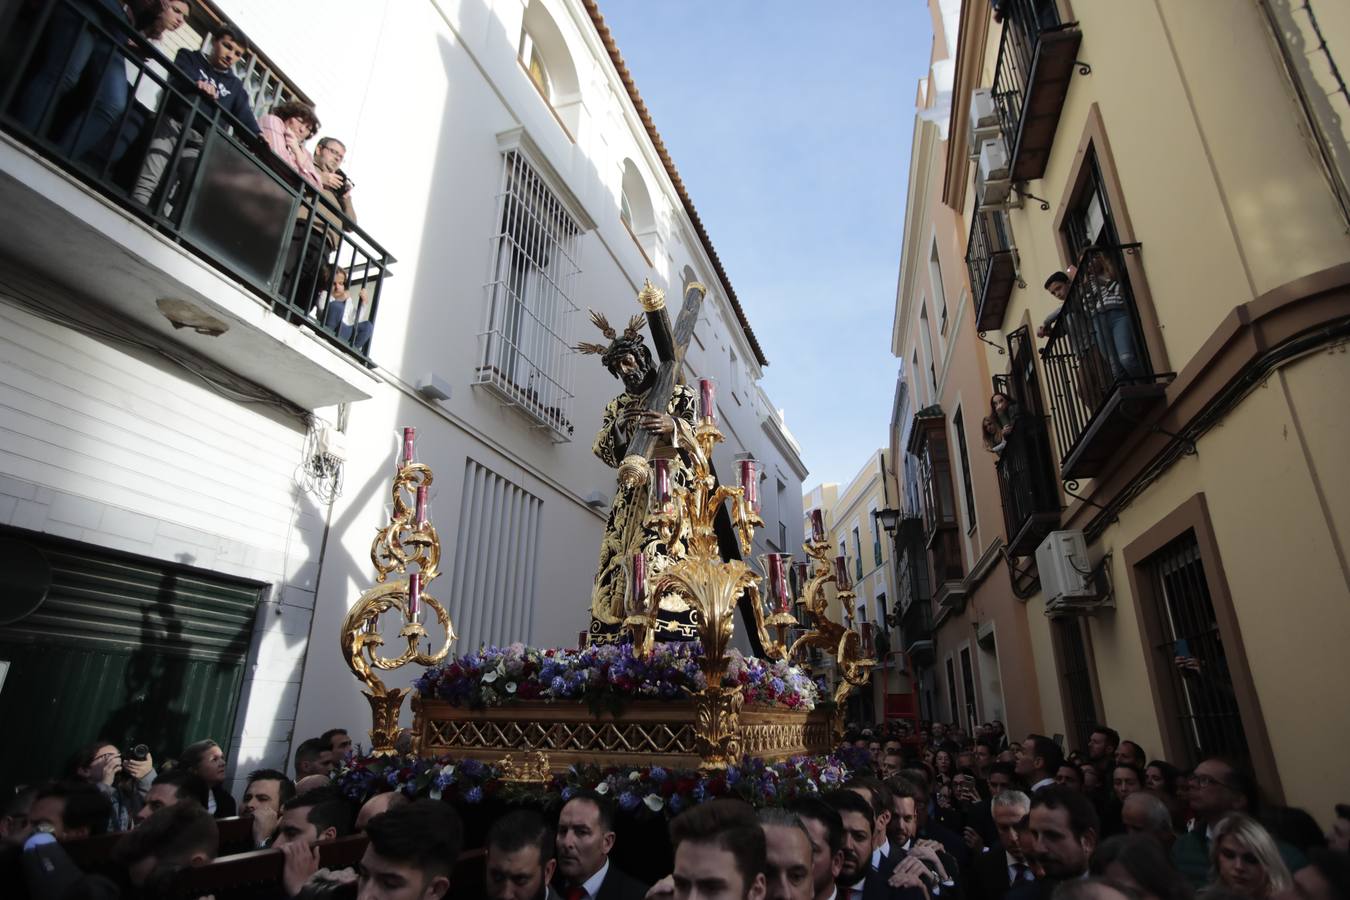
left=967, top=208, right=1018, bottom=332
left=0, top=1, right=393, bottom=409
left=993, top=330, right=1061, bottom=555
left=1040, top=245, right=1169, bottom=480
left=992, top=0, right=1083, bottom=182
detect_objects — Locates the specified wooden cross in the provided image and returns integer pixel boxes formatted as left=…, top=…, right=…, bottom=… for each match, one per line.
left=626, top=280, right=767, bottom=656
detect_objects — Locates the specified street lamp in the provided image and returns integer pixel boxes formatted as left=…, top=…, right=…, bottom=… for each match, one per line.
left=872, top=507, right=901, bottom=538
left=871, top=507, right=904, bottom=631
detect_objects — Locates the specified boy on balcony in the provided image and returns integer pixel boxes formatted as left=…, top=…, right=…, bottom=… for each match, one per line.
left=131, top=23, right=260, bottom=210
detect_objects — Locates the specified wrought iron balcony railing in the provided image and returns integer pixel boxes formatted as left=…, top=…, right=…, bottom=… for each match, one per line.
left=991, top=0, right=1083, bottom=182
left=1039, top=244, right=1168, bottom=480
left=966, top=208, right=1018, bottom=332
left=0, top=0, right=394, bottom=367
left=992, top=332, right=1061, bottom=556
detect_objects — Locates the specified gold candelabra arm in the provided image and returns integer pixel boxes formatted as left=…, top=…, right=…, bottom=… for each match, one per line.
left=743, top=581, right=789, bottom=661
left=342, top=435, right=457, bottom=756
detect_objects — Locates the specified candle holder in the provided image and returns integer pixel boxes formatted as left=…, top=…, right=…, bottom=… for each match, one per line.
left=622, top=551, right=660, bottom=655
left=788, top=535, right=876, bottom=739
left=629, top=408, right=789, bottom=769
left=340, top=429, right=456, bottom=756
left=759, top=552, right=798, bottom=650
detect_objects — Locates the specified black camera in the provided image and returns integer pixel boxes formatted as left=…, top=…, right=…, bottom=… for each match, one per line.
left=129, top=744, right=150, bottom=762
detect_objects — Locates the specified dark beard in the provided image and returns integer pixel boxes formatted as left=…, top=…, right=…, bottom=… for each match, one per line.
left=621, top=366, right=655, bottom=394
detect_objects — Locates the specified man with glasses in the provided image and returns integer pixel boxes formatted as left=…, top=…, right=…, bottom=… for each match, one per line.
left=1171, top=757, right=1306, bottom=888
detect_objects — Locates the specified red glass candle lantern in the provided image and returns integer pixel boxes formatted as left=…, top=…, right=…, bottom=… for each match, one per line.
left=738, top=458, right=760, bottom=513
left=834, top=555, right=852, bottom=592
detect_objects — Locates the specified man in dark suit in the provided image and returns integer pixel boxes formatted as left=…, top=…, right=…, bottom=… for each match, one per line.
left=1005, top=787, right=1098, bottom=900
left=554, top=790, right=648, bottom=900
left=882, top=778, right=961, bottom=898
left=966, top=790, right=1034, bottom=900
left=823, top=789, right=925, bottom=900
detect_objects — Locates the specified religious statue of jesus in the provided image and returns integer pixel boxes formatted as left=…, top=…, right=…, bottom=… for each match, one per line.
left=575, top=309, right=701, bottom=645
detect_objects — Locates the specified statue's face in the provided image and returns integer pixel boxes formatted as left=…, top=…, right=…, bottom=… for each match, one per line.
left=616, top=351, right=651, bottom=392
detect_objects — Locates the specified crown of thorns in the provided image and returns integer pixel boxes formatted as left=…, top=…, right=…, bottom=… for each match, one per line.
left=573, top=310, right=648, bottom=367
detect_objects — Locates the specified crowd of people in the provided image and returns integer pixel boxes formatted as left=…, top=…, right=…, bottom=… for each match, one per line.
left=2, top=719, right=1348, bottom=900
left=7, top=0, right=373, bottom=353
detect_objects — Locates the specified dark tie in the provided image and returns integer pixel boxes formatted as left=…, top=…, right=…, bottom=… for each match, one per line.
left=566, top=887, right=586, bottom=900
left=1012, top=863, right=1029, bottom=882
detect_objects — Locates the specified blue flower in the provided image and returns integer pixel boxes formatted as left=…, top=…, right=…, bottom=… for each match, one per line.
left=649, top=766, right=668, bottom=781
left=561, top=786, right=576, bottom=801
left=618, top=791, right=640, bottom=811
left=464, top=786, right=484, bottom=804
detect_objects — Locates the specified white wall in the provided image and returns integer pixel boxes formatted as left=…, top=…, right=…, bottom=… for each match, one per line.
left=0, top=294, right=326, bottom=793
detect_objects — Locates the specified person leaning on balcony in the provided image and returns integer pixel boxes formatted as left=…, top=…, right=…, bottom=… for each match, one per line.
left=1079, top=250, right=1144, bottom=383
left=130, top=23, right=261, bottom=209
left=10, top=0, right=173, bottom=161
left=313, top=136, right=357, bottom=225
left=260, top=100, right=323, bottom=190
left=1037, top=270, right=1074, bottom=339
left=99, top=0, right=191, bottom=176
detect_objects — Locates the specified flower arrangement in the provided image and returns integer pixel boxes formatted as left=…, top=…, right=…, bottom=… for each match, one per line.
left=414, top=642, right=818, bottom=713
left=332, top=753, right=502, bottom=805
left=333, top=751, right=855, bottom=819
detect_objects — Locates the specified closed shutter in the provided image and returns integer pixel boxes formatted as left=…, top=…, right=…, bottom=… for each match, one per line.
left=0, top=529, right=264, bottom=789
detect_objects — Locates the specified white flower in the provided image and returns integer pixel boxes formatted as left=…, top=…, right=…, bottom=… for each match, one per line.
left=506, top=682, right=518, bottom=694
left=644, top=794, right=665, bottom=811
left=596, top=782, right=610, bottom=795
left=482, top=670, right=499, bottom=683
left=629, top=771, right=640, bottom=782
left=429, top=785, right=442, bottom=801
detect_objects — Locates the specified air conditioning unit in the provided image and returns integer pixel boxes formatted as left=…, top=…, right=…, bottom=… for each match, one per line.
left=968, top=88, right=1000, bottom=157
left=1036, top=530, right=1098, bottom=609
left=976, top=137, right=1012, bottom=205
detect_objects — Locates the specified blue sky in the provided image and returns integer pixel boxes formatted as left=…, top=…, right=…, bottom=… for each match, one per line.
left=598, top=1, right=935, bottom=489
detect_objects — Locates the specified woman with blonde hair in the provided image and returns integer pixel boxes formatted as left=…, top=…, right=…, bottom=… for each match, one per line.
left=1207, top=812, right=1291, bottom=899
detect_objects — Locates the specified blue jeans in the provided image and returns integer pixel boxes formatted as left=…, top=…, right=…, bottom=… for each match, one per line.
left=1093, top=307, right=1141, bottom=383
left=12, top=0, right=131, bottom=162
left=323, top=300, right=373, bottom=355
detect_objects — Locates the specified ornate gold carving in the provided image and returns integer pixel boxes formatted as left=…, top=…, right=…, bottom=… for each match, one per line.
left=499, top=751, right=552, bottom=783
left=637, top=278, right=666, bottom=311
left=414, top=700, right=832, bottom=770
left=788, top=538, right=875, bottom=740
left=341, top=442, right=456, bottom=756
left=617, top=453, right=651, bottom=490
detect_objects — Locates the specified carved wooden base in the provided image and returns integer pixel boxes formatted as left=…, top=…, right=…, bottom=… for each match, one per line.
left=365, top=688, right=410, bottom=757
left=411, top=696, right=832, bottom=771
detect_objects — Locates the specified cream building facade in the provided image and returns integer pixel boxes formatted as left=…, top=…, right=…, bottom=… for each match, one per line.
left=902, top=0, right=1350, bottom=821
left=0, top=0, right=806, bottom=793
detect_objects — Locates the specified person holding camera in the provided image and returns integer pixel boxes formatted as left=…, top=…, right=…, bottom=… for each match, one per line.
left=313, top=137, right=357, bottom=225
left=71, top=739, right=156, bottom=832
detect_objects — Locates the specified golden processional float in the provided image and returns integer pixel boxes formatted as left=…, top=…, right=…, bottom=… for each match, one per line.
left=340, top=281, right=874, bottom=773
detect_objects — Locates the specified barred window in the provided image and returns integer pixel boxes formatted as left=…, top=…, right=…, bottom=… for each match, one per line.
left=476, top=150, right=581, bottom=442
left=1144, top=532, right=1246, bottom=763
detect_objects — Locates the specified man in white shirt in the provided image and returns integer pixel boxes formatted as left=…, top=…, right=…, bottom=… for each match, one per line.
left=969, top=790, right=1034, bottom=900
left=554, top=791, right=647, bottom=900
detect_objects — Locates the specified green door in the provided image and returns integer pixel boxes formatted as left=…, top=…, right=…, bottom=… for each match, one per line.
left=0, top=529, right=264, bottom=791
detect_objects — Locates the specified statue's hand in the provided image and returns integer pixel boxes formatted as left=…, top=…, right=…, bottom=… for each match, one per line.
left=636, top=411, right=673, bottom=437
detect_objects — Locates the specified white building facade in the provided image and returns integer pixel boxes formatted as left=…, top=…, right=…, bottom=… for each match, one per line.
left=0, top=0, right=805, bottom=794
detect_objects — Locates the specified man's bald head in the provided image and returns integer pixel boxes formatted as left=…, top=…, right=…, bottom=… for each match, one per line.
left=356, top=791, right=408, bottom=831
